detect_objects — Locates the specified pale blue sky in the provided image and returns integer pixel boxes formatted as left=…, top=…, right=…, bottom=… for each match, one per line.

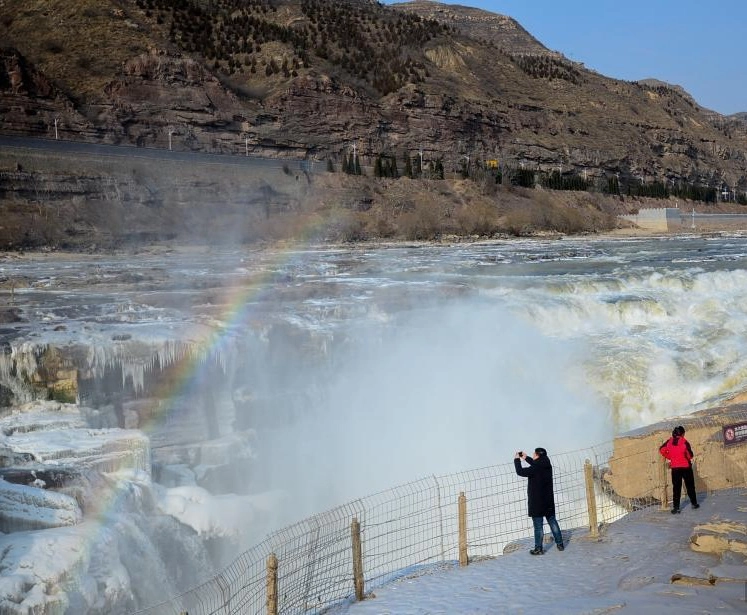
left=384, top=0, right=746, bottom=115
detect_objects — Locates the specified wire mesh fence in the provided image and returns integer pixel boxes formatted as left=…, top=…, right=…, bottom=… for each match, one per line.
left=132, top=415, right=747, bottom=615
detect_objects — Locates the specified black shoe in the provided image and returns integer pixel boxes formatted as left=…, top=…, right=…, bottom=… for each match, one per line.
left=671, top=508, right=680, bottom=514
left=529, top=547, right=544, bottom=555
left=557, top=544, right=564, bottom=551
left=692, top=503, right=700, bottom=509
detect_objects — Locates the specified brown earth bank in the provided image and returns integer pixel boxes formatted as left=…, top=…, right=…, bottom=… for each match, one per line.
left=3, top=145, right=747, bottom=252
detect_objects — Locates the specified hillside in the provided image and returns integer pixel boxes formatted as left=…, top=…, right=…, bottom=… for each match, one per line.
left=0, top=0, right=745, bottom=196
left=0, top=142, right=627, bottom=251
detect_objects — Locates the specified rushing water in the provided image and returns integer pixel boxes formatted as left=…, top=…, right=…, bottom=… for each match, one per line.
left=3, top=235, right=747, bottom=520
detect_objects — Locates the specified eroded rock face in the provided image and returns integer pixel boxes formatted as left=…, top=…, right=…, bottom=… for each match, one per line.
left=100, top=49, right=254, bottom=151
left=0, top=47, right=97, bottom=140
left=3, top=34, right=745, bottom=190
left=0, top=343, right=83, bottom=407
left=2, top=48, right=53, bottom=97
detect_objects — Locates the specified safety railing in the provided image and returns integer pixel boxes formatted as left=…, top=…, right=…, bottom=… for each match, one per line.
left=132, top=417, right=747, bottom=615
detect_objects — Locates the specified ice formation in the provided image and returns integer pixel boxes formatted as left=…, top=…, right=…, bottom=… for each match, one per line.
left=0, top=401, right=203, bottom=613
left=0, top=478, right=82, bottom=532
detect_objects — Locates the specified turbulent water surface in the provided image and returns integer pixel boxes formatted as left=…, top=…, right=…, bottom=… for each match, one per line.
left=4, top=236, right=747, bottom=469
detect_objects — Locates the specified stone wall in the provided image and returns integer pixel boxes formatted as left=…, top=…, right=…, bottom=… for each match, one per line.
left=602, top=403, right=747, bottom=506
left=619, top=207, right=682, bottom=232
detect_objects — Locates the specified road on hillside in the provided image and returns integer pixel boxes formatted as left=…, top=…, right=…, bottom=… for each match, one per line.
left=0, top=135, right=317, bottom=173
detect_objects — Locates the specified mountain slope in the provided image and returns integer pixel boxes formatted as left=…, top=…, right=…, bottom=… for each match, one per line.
left=390, top=0, right=553, bottom=55
left=0, top=0, right=745, bottom=193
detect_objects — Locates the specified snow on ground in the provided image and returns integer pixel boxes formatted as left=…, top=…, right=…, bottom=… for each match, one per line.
left=329, top=490, right=747, bottom=614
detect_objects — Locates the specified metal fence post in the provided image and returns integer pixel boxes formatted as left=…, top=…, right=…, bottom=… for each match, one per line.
left=458, top=492, right=468, bottom=566
left=267, top=553, right=278, bottom=615
left=584, top=460, right=599, bottom=538
left=351, top=518, right=365, bottom=601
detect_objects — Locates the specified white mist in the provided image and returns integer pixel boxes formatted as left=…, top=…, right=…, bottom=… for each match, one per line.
left=255, top=298, right=610, bottom=522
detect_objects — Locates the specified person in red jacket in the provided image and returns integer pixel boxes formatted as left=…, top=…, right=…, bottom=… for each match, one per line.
left=659, top=425, right=700, bottom=514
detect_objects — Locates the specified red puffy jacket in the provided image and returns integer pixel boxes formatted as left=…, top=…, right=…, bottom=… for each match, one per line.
left=659, top=436, right=694, bottom=468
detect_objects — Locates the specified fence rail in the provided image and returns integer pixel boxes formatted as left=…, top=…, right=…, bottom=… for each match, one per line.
left=132, top=419, right=747, bottom=615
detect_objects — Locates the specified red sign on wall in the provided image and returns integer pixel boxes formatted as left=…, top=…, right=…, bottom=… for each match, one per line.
left=722, top=421, right=747, bottom=446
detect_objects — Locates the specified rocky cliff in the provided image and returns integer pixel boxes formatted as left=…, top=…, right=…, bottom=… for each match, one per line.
left=0, top=0, right=744, bottom=193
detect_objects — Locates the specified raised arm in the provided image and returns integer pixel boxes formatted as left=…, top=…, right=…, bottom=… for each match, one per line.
left=514, top=457, right=536, bottom=477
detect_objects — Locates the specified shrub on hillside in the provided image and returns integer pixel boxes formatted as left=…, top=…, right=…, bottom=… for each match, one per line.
left=396, top=202, right=441, bottom=240
left=455, top=201, right=501, bottom=236
left=501, top=193, right=613, bottom=236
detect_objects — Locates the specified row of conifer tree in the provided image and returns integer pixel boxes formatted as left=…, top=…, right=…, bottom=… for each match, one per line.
left=328, top=154, right=744, bottom=204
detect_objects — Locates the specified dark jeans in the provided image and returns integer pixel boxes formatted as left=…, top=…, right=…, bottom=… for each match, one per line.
left=671, top=466, right=697, bottom=509
left=532, top=515, right=563, bottom=549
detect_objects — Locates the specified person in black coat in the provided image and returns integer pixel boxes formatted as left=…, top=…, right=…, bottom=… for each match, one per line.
left=514, top=447, right=564, bottom=554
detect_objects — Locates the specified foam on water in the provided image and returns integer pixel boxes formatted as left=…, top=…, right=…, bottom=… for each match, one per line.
left=501, top=263, right=747, bottom=430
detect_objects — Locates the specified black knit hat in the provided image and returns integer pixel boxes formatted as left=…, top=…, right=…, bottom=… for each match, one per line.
left=672, top=426, right=685, bottom=437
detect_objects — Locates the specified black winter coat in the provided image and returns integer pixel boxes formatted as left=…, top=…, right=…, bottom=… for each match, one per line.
left=514, top=455, right=556, bottom=518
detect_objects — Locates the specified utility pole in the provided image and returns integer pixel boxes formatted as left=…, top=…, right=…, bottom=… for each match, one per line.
left=245, top=135, right=249, bottom=156
left=168, top=129, right=174, bottom=151
left=54, top=118, right=59, bottom=140
left=419, top=145, right=424, bottom=176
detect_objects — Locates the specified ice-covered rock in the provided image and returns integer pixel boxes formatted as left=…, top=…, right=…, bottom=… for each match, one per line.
left=0, top=524, right=88, bottom=615
left=1, top=400, right=87, bottom=433
left=1, top=401, right=151, bottom=477
left=0, top=509, right=215, bottom=614
left=0, top=478, right=82, bottom=533
left=0, top=396, right=247, bottom=612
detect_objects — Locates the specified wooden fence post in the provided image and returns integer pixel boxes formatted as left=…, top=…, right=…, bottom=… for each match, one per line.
left=266, top=553, right=278, bottom=615
left=659, top=458, right=669, bottom=511
left=583, top=460, right=599, bottom=538
left=351, top=517, right=365, bottom=601
left=458, top=491, right=468, bottom=566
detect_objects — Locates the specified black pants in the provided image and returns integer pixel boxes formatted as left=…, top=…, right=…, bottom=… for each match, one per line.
left=671, top=466, right=697, bottom=509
